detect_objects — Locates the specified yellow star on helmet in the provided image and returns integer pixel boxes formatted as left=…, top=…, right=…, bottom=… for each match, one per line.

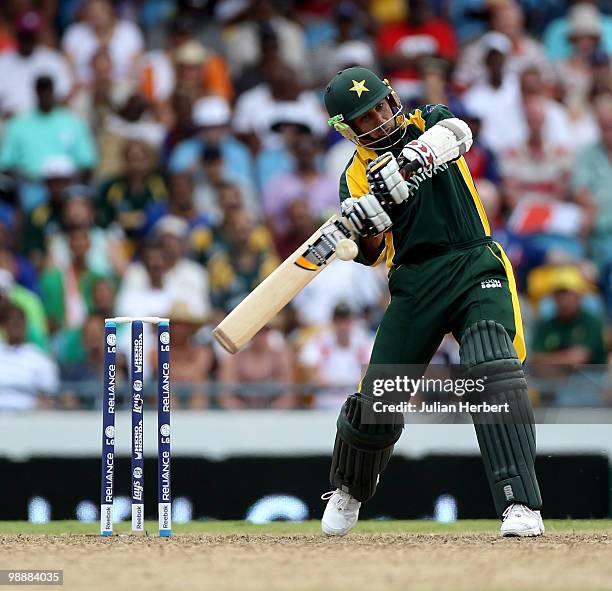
left=349, top=79, right=369, bottom=98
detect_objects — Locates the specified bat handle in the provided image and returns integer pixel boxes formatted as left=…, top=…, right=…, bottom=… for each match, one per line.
left=397, top=154, right=422, bottom=177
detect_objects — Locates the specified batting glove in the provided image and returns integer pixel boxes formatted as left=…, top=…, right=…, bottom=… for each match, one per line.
left=341, top=195, right=392, bottom=237
left=366, top=153, right=410, bottom=206
left=403, top=118, right=473, bottom=169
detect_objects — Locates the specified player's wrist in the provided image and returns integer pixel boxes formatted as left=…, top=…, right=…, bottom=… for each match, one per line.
left=359, top=233, right=385, bottom=264
left=400, top=140, right=435, bottom=174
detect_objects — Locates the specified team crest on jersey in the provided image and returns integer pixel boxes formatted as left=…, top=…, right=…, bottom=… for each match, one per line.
left=422, top=103, right=443, bottom=115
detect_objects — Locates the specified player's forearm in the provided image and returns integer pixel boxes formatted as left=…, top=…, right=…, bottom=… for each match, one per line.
left=359, top=234, right=385, bottom=264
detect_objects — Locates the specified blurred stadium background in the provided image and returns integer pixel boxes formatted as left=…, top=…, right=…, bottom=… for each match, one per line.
left=0, top=0, right=611, bottom=526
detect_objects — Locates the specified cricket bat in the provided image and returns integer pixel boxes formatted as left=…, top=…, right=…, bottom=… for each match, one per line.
left=213, top=215, right=355, bottom=353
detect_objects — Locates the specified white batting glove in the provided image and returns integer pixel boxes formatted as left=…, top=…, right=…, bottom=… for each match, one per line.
left=341, top=195, right=392, bottom=237
left=366, top=153, right=410, bottom=206
left=400, top=139, right=436, bottom=175
left=401, top=118, right=473, bottom=170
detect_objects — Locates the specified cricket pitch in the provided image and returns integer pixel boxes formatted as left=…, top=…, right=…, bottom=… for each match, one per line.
left=1, top=521, right=611, bottom=591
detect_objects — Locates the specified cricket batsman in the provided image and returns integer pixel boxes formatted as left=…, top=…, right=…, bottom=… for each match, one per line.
left=320, top=67, right=544, bottom=537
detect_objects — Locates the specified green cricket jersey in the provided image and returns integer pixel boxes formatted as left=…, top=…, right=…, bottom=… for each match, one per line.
left=338, top=104, right=491, bottom=268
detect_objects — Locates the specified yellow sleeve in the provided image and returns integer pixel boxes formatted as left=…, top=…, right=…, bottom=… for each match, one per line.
left=340, top=149, right=388, bottom=267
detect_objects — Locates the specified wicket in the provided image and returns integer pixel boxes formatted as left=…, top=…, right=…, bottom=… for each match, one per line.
left=100, top=317, right=172, bottom=537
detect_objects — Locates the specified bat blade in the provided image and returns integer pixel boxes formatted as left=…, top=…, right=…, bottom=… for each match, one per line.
left=213, top=215, right=352, bottom=353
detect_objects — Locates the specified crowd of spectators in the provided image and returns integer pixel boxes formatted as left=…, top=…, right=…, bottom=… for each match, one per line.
left=0, top=0, right=611, bottom=410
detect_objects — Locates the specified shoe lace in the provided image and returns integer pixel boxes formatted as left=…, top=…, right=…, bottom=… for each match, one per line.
left=502, top=503, right=531, bottom=520
left=321, top=489, right=353, bottom=511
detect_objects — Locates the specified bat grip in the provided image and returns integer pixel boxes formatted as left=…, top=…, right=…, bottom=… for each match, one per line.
left=397, top=155, right=422, bottom=177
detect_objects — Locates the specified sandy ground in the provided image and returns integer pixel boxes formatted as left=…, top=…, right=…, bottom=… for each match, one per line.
left=1, top=533, right=611, bottom=591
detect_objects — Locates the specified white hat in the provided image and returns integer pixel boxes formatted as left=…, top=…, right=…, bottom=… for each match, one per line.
left=175, top=40, right=209, bottom=65
left=268, top=104, right=316, bottom=134
left=166, top=300, right=207, bottom=325
left=41, top=155, right=76, bottom=179
left=334, top=41, right=375, bottom=70
left=154, top=215, right=189, bottom=238
left=569, top=4, right=601, bottom=37
left=480, top=31, right=512, bottom=56
left=193, top=96, right=231, bottom=127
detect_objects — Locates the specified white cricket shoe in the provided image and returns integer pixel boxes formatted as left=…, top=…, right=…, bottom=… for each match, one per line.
left=321, top=489, right=361, bottom=536
left=501, top=503, right=545, bottom=537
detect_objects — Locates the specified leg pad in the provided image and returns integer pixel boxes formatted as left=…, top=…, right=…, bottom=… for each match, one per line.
left=461, top=320, right=542, bottom=516
left=330, top=393, right=403, bottom=502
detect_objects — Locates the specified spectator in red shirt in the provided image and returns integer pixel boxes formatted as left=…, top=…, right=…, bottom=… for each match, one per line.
left=377, top=0, right=457, bottom=101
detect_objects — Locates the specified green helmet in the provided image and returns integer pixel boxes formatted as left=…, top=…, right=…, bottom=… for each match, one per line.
left=325, top=67, right=391, bottom=122
left=324, top=66, right=405, bottom=150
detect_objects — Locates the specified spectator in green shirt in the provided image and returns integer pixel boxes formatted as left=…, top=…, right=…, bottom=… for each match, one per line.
left=60, top=313, right=127, bottom=409
left=20, top=155, right=76, bottom=270
left=0, top=76, right=97, bottom=180
left=96, top=139, right=169, bottom=250
left=39, top=227, right=111, bottom=333
left=0, top=268, right=48, bottom=350
left=531, top=267, right=607, bottom=366
left=53, top=277, right=118, bottom=365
